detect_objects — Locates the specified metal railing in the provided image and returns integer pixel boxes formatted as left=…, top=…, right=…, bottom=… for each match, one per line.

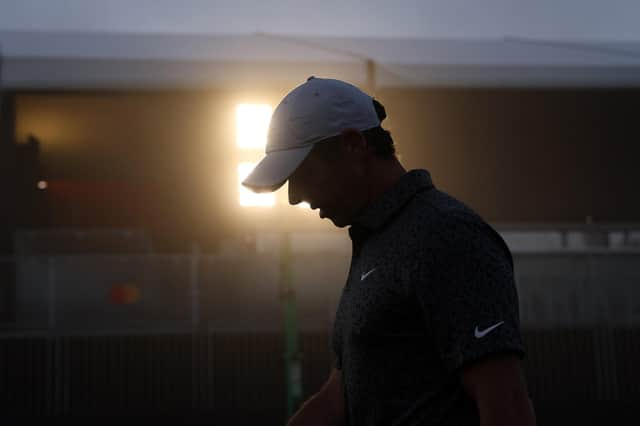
left=1, top=247, right=639, bottom=332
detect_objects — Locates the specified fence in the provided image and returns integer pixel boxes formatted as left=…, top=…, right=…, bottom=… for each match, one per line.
left=0, top=329, right=639, bottom=423
left=0, top=249, right=639, bottom=422
left=1, top=250, right=640, bottom=332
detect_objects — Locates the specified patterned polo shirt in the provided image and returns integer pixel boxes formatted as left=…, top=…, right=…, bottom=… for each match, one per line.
left=332, top=169, right=525, bottom=426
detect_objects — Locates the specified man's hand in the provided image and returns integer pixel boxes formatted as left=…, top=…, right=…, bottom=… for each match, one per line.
left=461, top=353, right=537, bottom=426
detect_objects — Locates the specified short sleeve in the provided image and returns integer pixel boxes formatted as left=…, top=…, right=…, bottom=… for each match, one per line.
left=415, top=214, right=526, bottom=373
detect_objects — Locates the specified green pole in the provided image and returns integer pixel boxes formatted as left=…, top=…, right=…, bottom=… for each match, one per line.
left=280, top=231, right=303, bottom=419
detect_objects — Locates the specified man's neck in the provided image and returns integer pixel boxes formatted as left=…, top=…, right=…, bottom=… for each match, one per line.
left=366, top=158, right=407, bottom=207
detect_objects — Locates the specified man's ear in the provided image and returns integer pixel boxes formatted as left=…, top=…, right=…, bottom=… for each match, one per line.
left=340, top=129, right=368, bottom=155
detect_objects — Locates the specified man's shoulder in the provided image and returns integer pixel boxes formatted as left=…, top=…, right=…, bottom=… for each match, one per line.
left=404, top=187, right=485, bottom=233
left=405, top=188, right=512, bottom=261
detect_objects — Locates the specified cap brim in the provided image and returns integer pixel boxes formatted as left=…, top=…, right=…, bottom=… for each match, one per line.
left=241, top=145, right=314, bottom=193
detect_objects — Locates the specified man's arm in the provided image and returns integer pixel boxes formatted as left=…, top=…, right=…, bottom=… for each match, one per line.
left=286, top=368, right=345, bottom=426
left=461, top=353, right=537, bottom=426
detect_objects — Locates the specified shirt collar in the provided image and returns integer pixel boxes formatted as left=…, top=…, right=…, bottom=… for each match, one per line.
left=349, top=169, right=435, bottom=237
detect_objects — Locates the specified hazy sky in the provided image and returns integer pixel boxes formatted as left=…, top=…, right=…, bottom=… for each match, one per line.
left=0, top=0, right=639, bottom=41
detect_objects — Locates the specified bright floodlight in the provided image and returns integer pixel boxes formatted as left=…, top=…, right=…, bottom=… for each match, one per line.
left=238, top=163, right=275, bottom=207
left=236, top=104, right=272, bottom=149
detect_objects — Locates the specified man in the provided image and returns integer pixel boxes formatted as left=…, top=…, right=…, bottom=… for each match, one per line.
left=242, top=76, right=536, bottom=426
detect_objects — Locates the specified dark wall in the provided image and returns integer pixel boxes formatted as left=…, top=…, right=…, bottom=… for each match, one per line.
left=14, top=89, right=267, bottom=252
left=378, top=88, right=640, bottom=223
left=10, top=87, right=640, bottom=251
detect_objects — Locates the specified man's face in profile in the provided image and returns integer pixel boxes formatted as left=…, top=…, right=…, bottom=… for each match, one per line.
left=287, top=133, right=368, bottom=228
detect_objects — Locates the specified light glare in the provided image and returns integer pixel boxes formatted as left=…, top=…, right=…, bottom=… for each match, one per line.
left=238, top=163, right=275, bottom=207
left=236, top=104, right=272, bottom=149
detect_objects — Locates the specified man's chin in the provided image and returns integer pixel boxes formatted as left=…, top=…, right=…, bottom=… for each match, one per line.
left=318, top=209, right=352, bottom=228
left=326, top=215, right=351, bottom=228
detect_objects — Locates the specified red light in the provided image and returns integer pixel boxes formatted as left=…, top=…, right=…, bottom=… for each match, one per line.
left=109, top=283, right=141, bottom=304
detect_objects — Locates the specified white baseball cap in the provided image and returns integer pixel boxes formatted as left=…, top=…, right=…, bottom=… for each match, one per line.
left=241, top=76, right=380, bottom=193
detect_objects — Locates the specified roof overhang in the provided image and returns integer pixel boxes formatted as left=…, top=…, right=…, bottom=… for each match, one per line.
left=2, top=31, right=640, bottom=89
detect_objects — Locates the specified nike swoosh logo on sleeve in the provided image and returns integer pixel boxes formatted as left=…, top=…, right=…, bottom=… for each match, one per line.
left=474, top=321, right=504, bottom=338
